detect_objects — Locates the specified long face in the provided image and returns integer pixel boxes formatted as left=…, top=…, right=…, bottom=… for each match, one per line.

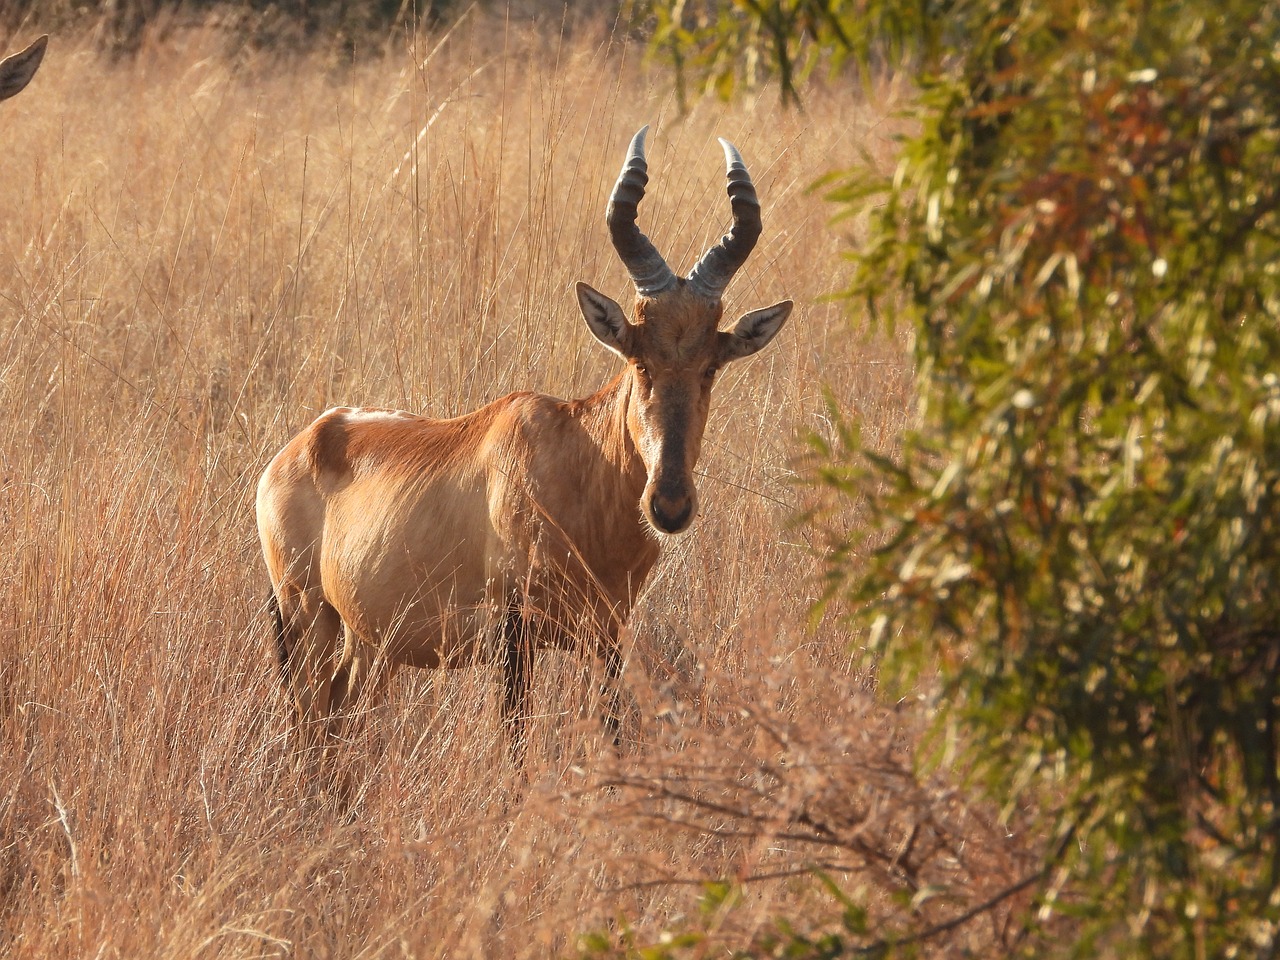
left=577, top=282, right=792, bottom=535
left=625, top=292, right=723, bottom=534
left=578, top=127, right=793, bottom=535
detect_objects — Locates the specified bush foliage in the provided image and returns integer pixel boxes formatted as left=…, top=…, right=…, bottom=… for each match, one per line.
left=615, top=0, right=1280, bottom=956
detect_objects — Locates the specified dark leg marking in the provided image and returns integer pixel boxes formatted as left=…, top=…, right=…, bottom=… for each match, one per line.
left=601, top=645, right=624, bottom=748
left=268, top=589, right=290, bottom=686
left=501, top=611, right=532, bottom=767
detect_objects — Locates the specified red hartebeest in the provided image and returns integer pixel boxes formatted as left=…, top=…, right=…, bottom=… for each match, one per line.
left=0, top=35, right=47, bottom=102
left=256, top=126, right=793, bottom=757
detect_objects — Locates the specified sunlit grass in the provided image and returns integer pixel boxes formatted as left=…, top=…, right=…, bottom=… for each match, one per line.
left=0, top=13, right=1036, bottom=958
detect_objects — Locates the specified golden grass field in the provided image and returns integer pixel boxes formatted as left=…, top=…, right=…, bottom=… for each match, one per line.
left=0, top=11, right=1036, bottom=957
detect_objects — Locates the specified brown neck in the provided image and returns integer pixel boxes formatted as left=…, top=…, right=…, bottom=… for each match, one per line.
left=557, top=369, right=660, bottom=606
left=570, top=370, right=647, bottom=509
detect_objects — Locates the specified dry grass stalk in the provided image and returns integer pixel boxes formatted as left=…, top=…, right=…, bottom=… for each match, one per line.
left=0, top=12, right=1034, bottom=959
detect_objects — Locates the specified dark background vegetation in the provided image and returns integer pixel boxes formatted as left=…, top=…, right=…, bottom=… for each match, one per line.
left=1, top=0, right=617, bottom=55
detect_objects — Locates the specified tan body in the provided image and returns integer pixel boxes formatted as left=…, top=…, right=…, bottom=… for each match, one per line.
left=258, top=373, right=659, bottom=709
left=257, top=127, right=792, bottom=755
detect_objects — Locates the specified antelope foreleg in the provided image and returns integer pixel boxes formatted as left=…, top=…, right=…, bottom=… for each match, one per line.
left=601, top=645, right=625, bottom=749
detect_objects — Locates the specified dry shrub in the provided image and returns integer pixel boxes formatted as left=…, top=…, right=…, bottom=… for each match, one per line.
left=566, top=614, right=1044, bottom=957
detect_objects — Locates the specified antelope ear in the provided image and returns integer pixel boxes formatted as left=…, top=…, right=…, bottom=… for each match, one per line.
left=0, top=35, right=47, bottom=102
left=576, top=282, right=632, bottom=358
left=718, top=300, right=793, bottom=363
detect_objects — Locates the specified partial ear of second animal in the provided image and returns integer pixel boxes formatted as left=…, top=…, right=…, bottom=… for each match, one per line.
left=0, top=35, right=48, bottom=102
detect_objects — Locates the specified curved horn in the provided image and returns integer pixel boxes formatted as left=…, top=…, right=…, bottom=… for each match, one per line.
left=606, top=125, right=677, bottom=298
left=686, top=138, right=762, bottom=303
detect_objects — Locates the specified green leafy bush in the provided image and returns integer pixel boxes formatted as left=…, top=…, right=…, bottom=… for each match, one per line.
left=619, top=0, right=1280, bottom=955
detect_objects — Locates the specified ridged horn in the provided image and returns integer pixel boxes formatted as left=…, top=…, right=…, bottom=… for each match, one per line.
left=606, top=125, right=677, bottom=298
left=685, top=138, right=762, bottom=303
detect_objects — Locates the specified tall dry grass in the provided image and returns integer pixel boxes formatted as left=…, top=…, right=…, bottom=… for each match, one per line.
left=0, top=12, right=1033, bottom=958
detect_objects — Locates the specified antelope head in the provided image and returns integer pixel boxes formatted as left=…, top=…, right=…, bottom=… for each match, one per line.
left=576, top=126, right=793, bottom=535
